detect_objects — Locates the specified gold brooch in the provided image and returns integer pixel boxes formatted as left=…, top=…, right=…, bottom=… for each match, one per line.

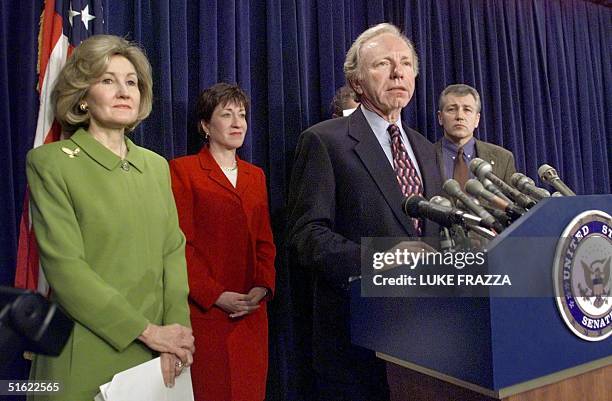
left=61, top=147, right=81, bottom=158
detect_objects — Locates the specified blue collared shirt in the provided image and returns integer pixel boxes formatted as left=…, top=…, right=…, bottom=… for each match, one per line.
left=360, top=106, right=423, bottom=181
left=441, top=136, right=476, bottom=181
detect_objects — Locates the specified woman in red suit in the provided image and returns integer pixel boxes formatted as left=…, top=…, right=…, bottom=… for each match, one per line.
left=169, top=83, right=276, bottom=401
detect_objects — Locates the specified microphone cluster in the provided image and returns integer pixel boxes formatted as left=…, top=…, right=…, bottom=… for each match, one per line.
left=401, top=160, right=576, bottom=250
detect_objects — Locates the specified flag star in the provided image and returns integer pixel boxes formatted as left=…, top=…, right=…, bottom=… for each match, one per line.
left=80, top=5, right=96, bottom=30
left=68, top=4, right=80, bottom=26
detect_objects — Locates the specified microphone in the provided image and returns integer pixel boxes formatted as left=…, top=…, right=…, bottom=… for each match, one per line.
left=425, top=196, right=497, bottom=242
left=481, top=177, right=512, bottom=203
left=402, top=195, right=498, bottom=233
left=538, top=164, right=576, bottom=196
left=457, top=192, right=512, bottom=228
left=481, top=204, right=512, bottom=227
left=510, top=173, right=550, bottom=200
left=470, top=158, right=537, bottom=209
left=429, top=195, right=453, bottom=208
left=465, top=179, right=525, bottom=222
left=442, top=179, right=504, bottom=233
left=430, top=196, right=465, bottom=250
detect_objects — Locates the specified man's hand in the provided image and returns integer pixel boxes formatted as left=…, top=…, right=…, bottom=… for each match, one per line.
left=377, top=240, right=437, bottom=271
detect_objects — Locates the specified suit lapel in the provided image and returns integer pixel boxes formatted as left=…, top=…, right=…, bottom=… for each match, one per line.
left=236, top=159, right=252, bottom=198
left=198, top=147, right=242, bottom=199
left=433, top=139, right=446, bottom=182
left=475, top=140, right=493, bottom=168
left=348, top=109, right=414, bottom=235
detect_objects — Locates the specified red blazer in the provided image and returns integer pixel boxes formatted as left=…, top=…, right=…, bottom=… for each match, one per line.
left=170, top=146, right=276, bottom=401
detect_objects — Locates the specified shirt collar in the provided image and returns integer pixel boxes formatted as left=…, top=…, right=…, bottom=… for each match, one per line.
left=441, top=135, right=476, bottom=158
left=360, top=105, right=404, bottom=139
left=69, top=128, right=144, bottom=172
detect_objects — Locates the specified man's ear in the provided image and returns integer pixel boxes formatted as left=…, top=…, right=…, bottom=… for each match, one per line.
left=349, top=79, right=363, bottom=96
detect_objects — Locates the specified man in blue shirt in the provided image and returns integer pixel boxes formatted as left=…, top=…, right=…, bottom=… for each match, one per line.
left=435, top=84, right=516, bottom=188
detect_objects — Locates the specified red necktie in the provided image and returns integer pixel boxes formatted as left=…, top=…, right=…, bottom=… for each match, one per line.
left=388, top=124, right=423, bottom=235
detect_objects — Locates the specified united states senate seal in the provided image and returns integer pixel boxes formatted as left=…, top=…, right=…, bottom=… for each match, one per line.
left=553, top=210, right=612, bottom=341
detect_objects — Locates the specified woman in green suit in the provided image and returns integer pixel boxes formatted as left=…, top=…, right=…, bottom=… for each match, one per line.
left=26, top=35, right=194, bottom=400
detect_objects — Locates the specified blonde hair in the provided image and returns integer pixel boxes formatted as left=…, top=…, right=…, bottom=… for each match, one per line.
left=344, top=23, right=419, bottom=95
left=52, top=35, right=153, bottom=134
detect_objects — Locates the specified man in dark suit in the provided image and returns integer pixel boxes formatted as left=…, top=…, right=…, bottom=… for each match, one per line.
left=287, top=23, right=442, bottom=401
left=435, top=84, right=516, bottom=187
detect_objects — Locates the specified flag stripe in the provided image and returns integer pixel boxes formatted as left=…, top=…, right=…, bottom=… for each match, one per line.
left=35, top=35, right=69, bottom=147
left=16, top=0, right=104, bottom=294
left=38, top=0, right=62, bottom=90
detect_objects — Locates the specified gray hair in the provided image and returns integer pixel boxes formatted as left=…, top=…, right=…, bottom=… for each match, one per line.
left=344, top=23, right=419, bottom=88
left=438, top=84, right=482, bottom=113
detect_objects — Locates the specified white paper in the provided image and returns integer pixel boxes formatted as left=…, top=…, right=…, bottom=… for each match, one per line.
left=94, top=357, right=194, bottom=401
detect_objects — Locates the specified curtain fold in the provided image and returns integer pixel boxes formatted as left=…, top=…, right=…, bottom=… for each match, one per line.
left=2, top=0, right=610, bottom=398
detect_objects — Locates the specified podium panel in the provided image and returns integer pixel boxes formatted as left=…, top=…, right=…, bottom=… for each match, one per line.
left=350, top=195, right=612, bottom=399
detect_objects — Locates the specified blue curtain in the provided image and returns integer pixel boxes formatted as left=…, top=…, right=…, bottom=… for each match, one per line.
left=1, top=0, right=610, bottom=399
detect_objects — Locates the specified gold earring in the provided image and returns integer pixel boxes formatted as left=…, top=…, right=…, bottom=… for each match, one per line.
left=79, top=103, right=88, bottom=112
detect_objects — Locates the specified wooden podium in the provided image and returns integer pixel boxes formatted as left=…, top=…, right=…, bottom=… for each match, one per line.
left=350, top=195, right=612, bottom=400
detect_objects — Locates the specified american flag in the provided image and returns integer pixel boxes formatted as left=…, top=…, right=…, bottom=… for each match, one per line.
left=15, top=0, right=104, bottom=293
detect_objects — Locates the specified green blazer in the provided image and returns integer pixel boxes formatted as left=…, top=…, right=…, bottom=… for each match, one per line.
left=26, top=129, right=190, bottom=401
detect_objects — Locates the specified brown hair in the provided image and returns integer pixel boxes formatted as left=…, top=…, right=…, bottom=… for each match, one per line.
left=331, top=85, right=358, bottom=118
left=196, top=83, right=249, bottom=135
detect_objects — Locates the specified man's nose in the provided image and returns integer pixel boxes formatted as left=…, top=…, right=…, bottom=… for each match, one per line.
left=390, top=63, right=404, bottom=79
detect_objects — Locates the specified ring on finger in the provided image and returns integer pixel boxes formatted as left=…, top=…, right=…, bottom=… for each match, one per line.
left=175, top=361, right=183, bottom=369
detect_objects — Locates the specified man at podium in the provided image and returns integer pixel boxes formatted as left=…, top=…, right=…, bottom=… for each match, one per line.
left=287, top=23, right=442, bottom=401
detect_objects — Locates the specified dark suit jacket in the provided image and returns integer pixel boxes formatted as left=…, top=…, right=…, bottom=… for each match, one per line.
left=287, top=107, right=442, bottom=383
left=434, top=138, right=517, bottom=185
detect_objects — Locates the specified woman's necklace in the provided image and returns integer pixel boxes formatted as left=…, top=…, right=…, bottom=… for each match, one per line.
left=220, top=160, right=238, bottom=172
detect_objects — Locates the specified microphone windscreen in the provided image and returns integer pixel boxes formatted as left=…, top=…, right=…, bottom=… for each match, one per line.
left=465, top=179, right=484, bottom=195
left=469, top=158, right=485, bottom=174
left=537, top=164, right=556, bottom=181
left=430, top=195, right=453, bottom=208
left=510, top=173, right=522, bottom=187
left=403, top=195, right=427, bottom=217
left=442, top=179, right=462, bottom=196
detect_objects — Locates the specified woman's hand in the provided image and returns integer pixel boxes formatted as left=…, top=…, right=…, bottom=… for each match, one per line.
left=247, top=287, right=268, bottom=304
left=215, top=291, right=260, bottom=318
left=160, top=352, right=184, bottom=388
left=138, top=323, right=194, bottom=366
